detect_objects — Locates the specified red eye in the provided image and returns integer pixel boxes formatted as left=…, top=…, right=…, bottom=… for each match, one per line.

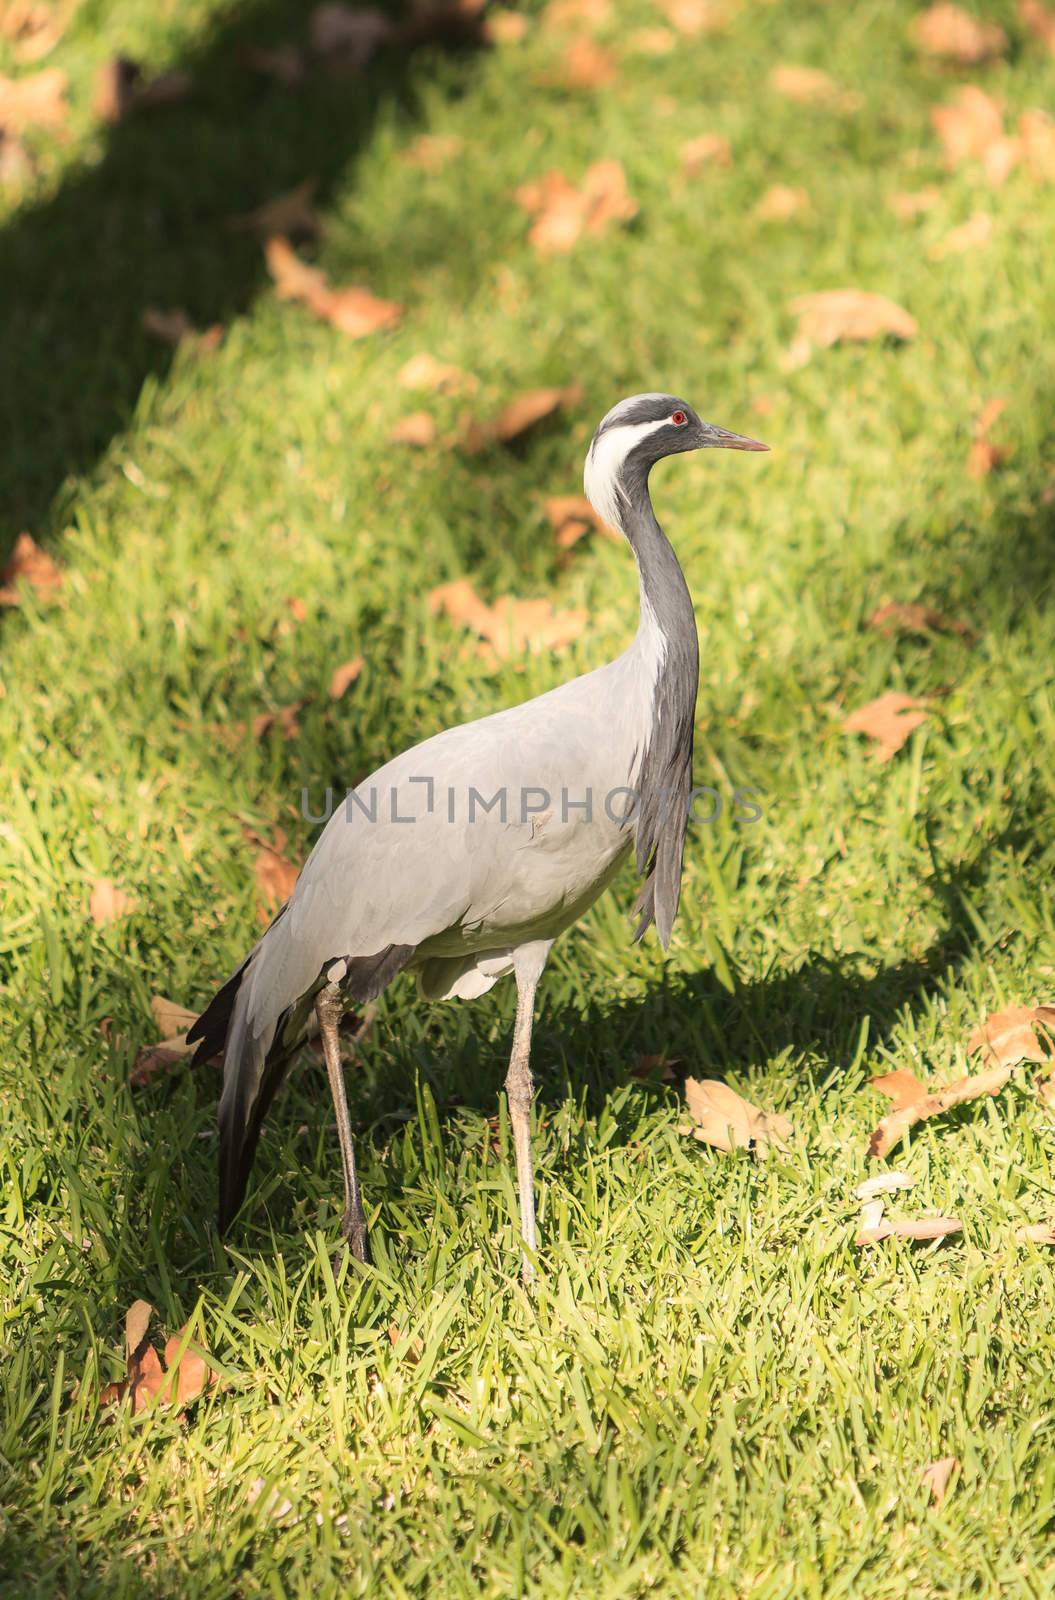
left=671, top=410, right=687, bottom=426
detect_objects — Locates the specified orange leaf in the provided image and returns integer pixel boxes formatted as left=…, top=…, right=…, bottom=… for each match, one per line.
left=889, top=187, right=941, bottom=221
left=516, top=161, right=636, bottom=254
left=680, top=1078, right=791, bottom=1154
left=910, top=4, right=1006, bottom=63
left=921, top=1457, right=959, bottom=1505
left=389, top=411, right=436, bottom=446
left=931, top=87, right=1020, bottom=183
left=929, top=211, right=992, bottom=260
left=250, top=829, right=301, bottom=916
left=93, top=57, right=192, bottom=122
left=543, top=492, right=616, bottom=548
left=265, top=236, right=401, bottom=337
left=0, top=531, right=62, bottom=604
left=251, top=702, right=303, bottom=741
left=790, top=289, right=917, bottom=347
left=397, top=352, right=475, bottom=393
left=869, top=1069, right=929, bottom=1110
left=428, top=578, right=588, bottom=658
left=163, top=1325, right=213, bottom=1405
left=0, top=66, right=67, bottom=131
left=460, top=384, right=583, bottom=452
left=968, top=396, right=1011, bottom=478
left=768, top=64, right=857, bottom=109
left=1019, top=0, right=1055, bottom=49
left=680, top=133, right=731, bottom=176
left=89, top=878, right=136, bottom=926
left=868, top=1060, right=1013, bottom=1159
left=555, top=36, right=616, bottom=88
left=400, top=132, right=463, bottom=171
left=755, top=184, right=808, bottom=220
left=965, top=1003, right=1055, bottom=1069
left=486, top=10, right=530, bottom=44
left=329, top=655, right=364, bottom=699
left=867, top=601, right=974, bottom=640
left=387, top=1324, right=425, bottom=1363
left=232, top=180, right=320, bottom=240
left=841, top=692, right=929, bottom=761
left=657, top=0, right=719, bottom=34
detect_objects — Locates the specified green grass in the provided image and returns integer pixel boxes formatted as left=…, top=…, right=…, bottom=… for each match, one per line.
left=3, top=0, right=1055, bottom=1592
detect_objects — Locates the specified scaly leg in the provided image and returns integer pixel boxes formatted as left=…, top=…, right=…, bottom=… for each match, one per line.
left=505, top=942, right=552, bottom=1281
left=315, top=982, right=369, bottom=1263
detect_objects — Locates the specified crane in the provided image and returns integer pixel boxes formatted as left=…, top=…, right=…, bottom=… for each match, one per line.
left=188, top=393, right=768, bottom=1276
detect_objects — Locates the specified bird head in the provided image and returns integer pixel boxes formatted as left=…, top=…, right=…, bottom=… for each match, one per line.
left=583, top=392, right=768, bottom=533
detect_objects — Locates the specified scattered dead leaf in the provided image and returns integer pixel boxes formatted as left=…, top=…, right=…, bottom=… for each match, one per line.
left=400, top=132, right=463, bottom=171
left=1, top=0, right=68, bottom=63
left=553, top=35, right=617, bottom=88
left=921, top=1456, right=959, bottom=1505
left=755, top=183, right=809, bottom=220
left=680, top=133, right=731, bottom=176
left=232, top=180, right=320, bottom=240
left=857, top=1212, right=963, bottom=1244
left=459, top=384, right=583, bottom=452
left=769, top=64, right=857, bottom=110
left=389, top=411, right=437, bottom=447
left=252, top=702, right=303, bottom=741
left=630, top=1052, right=680, bottom=1081
left=486, top=9, right=530, bottom=43
left=94, top=57, right=191, bottom=122
left=428, top=578, right=588, bottom=657
left=543, top=492, right=615, bottom=548
left=0, top=128, right=33, bottom=185
left=626, top=27, right=675, bottom=53
left=251, top=828, right=301, bottom=917
left=910, top=4, right=1006, bottom=64
left=657, top=0, right=719, bottom=34
left=89, top=878, right=136, bottom=926
left=397, top=352, right=475, bottom=394
left=930, top=210, right=992, bottom=259
left=0, top=65, right=66, bottom=131
left=841, top=692, right=929, bottom=761
left=515, top=161, right=637, bottom=254
left=680, top=1077, right=792, bottom=1155
left=853, top=1172, right=915, bottom=1200
left=99, top=1303, right=216, bottom=1414
left=1021, top=108, right=1055, bottom=179
left=541, top=0, right=610, bottom=30
left=265, top=236, right=402, bottom=337
left=867, top=600, right=974, bottom=640
left=0, top=530, right=62, bottom=604
left=889, top=186, right=941, bottom=220
left=329, top=655, right=364, bottom=699
left=931, top=86, right=1020, bottom=183
left=968, top=395, right=1011, bottom=478
left=387, top=1324, right=424, bottom=1363
left=790, top=289, right=917, bottom=347
left=868, top=1060, right=1013, bottom=1159
left=1017, top=1221, right=1055, bottom=1244
left=141, top=307, right=223, bottom=351
left=1019, top=0, right=1055, bottom=49
left=966, top=1003, right=1055, bottom=1069
left=150, top=996, right=199, bottom=1036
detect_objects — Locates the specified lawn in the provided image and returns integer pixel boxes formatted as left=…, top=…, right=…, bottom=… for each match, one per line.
left=3, top=0, right=1055, bottom=1593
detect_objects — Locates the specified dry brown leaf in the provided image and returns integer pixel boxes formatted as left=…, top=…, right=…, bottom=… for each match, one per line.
left=389, top=411, right=437, bottom=447
left=1019, top=0, right=1055, bottom=48
left=515, top=161, right=637, bottom=254
left=89, top=878, right=136, bottom=926
left=1, top=0, right=67, bottom=63
left=966, top=1003, right=1055, bottom=1068
left=889, top=186, right=941, bottom=220
left=460, top=384, right=583, bottom=452
left=252, top=702, right=303, bottom=741
left=870, top=1069, right=930, bottom=1110
left=854, top=1172, right=915, bottom=1200
left=657, top=0, right=719, bottom=34
left=555, top=36, right=616, bottom=88
left=100, top=1305, right=215, bottom=1413
left=125, top=1299, right=153, bottom=1357
left=251, top=828, right=301, bottom=917
left=868, top=1061, right=1013, bottom=1159
left=1017, top=1221, right=1055, bottom=1243
left=130, top=1042, right=189, bottom=1088
left=397, top=352, right=475, bottom=394
left=630, top=1052, right=680, bottom=1081
left=232, top=180, right=320, bottom=240
left=0, top=531, right=62, bottom=604
left=968, top=395, right=1011, bottom=478
left=769, top=64, right=856, bottom=109
left=401, top=132, right=463, bottom=171
left=486, top=9, right=530, bottom=43
left=150, top=996, right=198, bottom=1036
left=755, top=183, right=809, bottom=220
left=93, top=57, right=191, bottom=122
left=626, top=26, right=675, bottom=53
left=790, top=289, right=917, bottom=347
left=930, top=211, right=992, bottom=260
left=681, top=1077, right=791, bottom=1154
left=543, top=492, right=615, bottom=549
left=867, top=600, right=974, bottom=640
left=310, top=3, right=392, bottom=67
left=387, top=1324, right=424, bottom=1363
left=841, top=692, right=929, bottom=761
left=921, top=1456, right=960, bottom=1505
left=163, top=1325, right=212, bottom=1406
left=428, top=578, right=588, bottom=657
left=0, top=66, right=66, bottom=131
left=329, top=655, right=364, bottom=699
left=910, top=4, right=1006, bottom=63
left=1020, top=108, right=1055, bottom=179
left=932, top=86, right=1020, bottom=183
left=680, top=133, right=731, bottom=176
left=541, top=0, right=610, bottom=30
left=265, top=236, right=401, bottom=337
left=241, top=43, right=308, bottom=87
left=141, top=307, right=222, bottom=351
left=0, top=128, right=33, bottom=185
left=856, top=1214, right=963, bottom=1244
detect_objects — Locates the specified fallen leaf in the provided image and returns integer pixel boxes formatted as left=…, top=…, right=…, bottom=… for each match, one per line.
left=89, top=878, right=136, bottom=926
left=543, top=492, right=615, bottom=548
left=680, top=133, right=731, bottom=176
left=141, top=307, right=222, bottom=351
left=1017, top=1221, right=1055, bottom=1244
left=769, top=64, right=857, bottom=109
left=626, top=26, right=675, bottom=53
left=310, top=3, right=392, bottom=67
left=251, top=829, right=301, bottom=915
left=910, top=4, right=1006, bottom=63
left=150, top=996, right=199, bottom=1036
left=790, top=289, right=917, bottom=347
left=968, top=395, right=1010, bottom=478
left=554, top=36, right=617, bottom=88
left=658, top=0, right=719, bottom=34
left=0, top=66, right=66, bottom=131
left=486, top=9, right=530, bottom=43
left=0, top=128, right=33, bottom=185
left=870, top=1069, right=931, bottom=1109
left=755, top=183, right=809, bottom=220
left=400, top=132, right=463, bottom=171
left=0, top=530, right=62, bottom=604
left=680, top=1077, right=792, bottom=1154
left=265, top=236, right=402, bottom=337
left=1019, top=0, right=1055, bottom=49
left=460, top=384, right=583, bottom=452
left=329, top=655, right=364, bottom=698
left=515, top=161, right=637, bottom=254
left=387, top=1324, right=424, bottom=1363
left=889, top=186, right=941, bottom=220
left=428, top=578, right=588, bottom=657
left=867, top=600, right=974, bottom=640
left=125, top=1300, right=153, bottom=1357
left=966, top=1003, right=1055, bottom=1068
left=241, top=43, right=308, bottom=86
left=130, top=1042, right=190, bottom=1088
left=841, top=692, right=929, bottom=761
left=541, top=0, right=610, bottom=29
left=1020, top=108, right=1055, bottom=180
left=930, top=210, right=992, bottom=260
left=163, top=1325, right=211, bottom=1405
left=1, top=0, right=67, bottom=63
left=389, top=411, right=437, bottom=446
left=853, top=1172, right=915, bottom=1200
left=397, top=352, right=475, bottom=393
left=868, top=1060, right=1013, bottom=1159
left=630, top=1052, right=680, bottom=1081
left=857, top=1214, right=963, bottom=1244
left=932, top=86, right=1020, bottom=183
left=921, top=1456, right=959, bottom=1505
left=100, top=1303, right=215, bottom=1413
left=93, top=57, right=192, bottom=122
left=252, top=702, right=303, bottom=741
left=232, top=180, right=320, bottom=240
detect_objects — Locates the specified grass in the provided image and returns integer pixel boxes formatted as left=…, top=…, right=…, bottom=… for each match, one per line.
left=3, top=0, right=1055, bottom=1592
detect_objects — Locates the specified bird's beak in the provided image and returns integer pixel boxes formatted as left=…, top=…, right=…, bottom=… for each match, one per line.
left=706, top=425, right=770, bottom=452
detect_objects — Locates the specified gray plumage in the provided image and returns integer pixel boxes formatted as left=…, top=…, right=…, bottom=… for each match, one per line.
left=188, top=392, right=767, bottom=1270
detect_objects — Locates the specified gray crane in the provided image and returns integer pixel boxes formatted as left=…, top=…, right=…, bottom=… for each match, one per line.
left=188, top=393, right=767, bottom=1275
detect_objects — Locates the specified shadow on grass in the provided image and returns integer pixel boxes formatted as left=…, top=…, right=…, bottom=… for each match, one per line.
left=0, top=0, right=486, bottom=567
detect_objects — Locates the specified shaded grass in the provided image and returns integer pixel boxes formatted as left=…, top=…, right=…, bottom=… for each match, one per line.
left=3, top=0, right=1055, bottom=1594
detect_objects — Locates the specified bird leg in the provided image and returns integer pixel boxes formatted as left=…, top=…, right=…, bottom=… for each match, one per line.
left=506, top=943, right=551, bottom=1281
left=315, top=982, right=369, bottom=1263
